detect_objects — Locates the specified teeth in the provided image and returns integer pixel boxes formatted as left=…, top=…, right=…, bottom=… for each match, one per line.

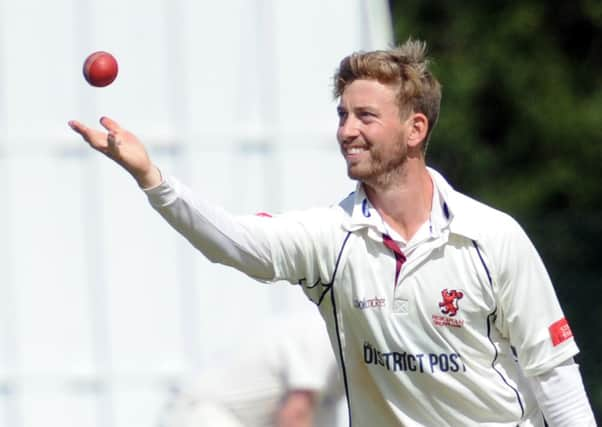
left=348, top=147, right=365, bottom=154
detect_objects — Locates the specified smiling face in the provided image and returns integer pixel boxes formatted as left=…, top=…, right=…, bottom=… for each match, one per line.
left=336, top=79, right=411, bottom=186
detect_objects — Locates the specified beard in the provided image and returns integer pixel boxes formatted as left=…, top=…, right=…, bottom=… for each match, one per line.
left=345, top=138, right=408, bottom=188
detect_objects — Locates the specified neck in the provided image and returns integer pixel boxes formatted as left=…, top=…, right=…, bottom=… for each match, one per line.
left=364, top=161, right=433, bottom=241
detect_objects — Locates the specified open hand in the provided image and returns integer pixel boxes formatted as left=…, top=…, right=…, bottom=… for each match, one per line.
left=68, top=116, right=162, bottom=188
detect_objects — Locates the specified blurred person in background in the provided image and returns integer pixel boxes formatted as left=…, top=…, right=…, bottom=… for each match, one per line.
left=157, top=310, right=343, bottom=427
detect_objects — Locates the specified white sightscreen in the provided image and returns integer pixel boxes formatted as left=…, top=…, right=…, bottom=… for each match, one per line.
left=0, top=0, right=393, bottom=426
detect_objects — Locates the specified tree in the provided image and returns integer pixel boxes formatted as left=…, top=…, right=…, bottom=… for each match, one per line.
left=389, top=0, right=602, bottom=418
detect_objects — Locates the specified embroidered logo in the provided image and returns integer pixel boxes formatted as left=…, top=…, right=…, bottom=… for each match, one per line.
left=255, top=212, right=272, bottom=218
left=438, top=288, right=464, bottom=317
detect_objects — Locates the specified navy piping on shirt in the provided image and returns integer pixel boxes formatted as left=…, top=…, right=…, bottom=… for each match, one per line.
left=472, top=240, right=526, bottom=420
left=303, top=231, right=353, bottom=425
left=328, top=231, right=354, bottom=426
left=312, top=231, right=353, bottom=306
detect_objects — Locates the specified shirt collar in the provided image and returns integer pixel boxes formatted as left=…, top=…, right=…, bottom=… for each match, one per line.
left=343, top=183, right=384, bottom=234
left=342, top=167, right=478, bottom=241
left=427, top=167, right=479, bottom=240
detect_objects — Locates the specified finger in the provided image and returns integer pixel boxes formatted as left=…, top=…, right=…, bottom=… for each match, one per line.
left=107, top=132, right=121, bottom=152
left=68, top=120, right=109, bottom=151
left=100, top=116, right=121, bottom=133
left=68, top=120, right=97, bottom=143
left=68, top=120, right=88, bottom=136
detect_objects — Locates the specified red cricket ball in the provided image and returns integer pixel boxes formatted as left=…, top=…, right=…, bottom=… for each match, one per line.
left=82, top=51, right=119, bottom=87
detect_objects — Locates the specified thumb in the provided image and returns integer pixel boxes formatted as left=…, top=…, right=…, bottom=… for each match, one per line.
left=99, top=116, right=121, bottom=133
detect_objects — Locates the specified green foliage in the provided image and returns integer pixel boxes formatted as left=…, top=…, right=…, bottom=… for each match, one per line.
left=389, top=0, right=602, bottom=419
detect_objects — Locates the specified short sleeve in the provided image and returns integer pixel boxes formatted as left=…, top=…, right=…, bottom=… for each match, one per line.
left=490, top=216, right=579, bottom=376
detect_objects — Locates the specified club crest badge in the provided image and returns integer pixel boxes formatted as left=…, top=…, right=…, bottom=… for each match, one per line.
left=438, top=288, right=464, bottom=317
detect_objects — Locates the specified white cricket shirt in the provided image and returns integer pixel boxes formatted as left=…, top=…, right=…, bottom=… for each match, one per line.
left=145, top=167, right=579, bottom=426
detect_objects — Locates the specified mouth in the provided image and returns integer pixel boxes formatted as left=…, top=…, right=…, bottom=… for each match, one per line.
left=342, top=145, right=368, bottom=158
left=347, top=146, right=366, bottom=155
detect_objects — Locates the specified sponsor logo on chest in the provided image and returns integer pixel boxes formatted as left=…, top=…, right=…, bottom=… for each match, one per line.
left=353, top=296, right=386, bottom=309
left=351, top=287, right=467, bottom=328
left=363, top=341, right=467, bottom=374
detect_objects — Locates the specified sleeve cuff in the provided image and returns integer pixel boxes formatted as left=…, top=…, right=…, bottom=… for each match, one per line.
left=521, top=341, right=580, bottom=377
left=143, top=173, right=179, bottom=208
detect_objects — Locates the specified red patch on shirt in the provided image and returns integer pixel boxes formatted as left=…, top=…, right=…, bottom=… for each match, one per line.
left=255, top=212, right=272, bottom=218
left=549, top=318, right=573, bottom=346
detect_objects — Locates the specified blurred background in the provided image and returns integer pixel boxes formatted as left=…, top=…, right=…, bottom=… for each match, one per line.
left=0, top=1, right=391, bottom=426
left=0, top=0, right=600, bottom=426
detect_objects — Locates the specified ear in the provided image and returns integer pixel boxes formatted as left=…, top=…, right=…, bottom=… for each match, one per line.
left=406, top=113, right=429, bottom=149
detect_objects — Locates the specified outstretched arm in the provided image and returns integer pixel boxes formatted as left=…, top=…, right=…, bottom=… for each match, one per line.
left=68, top=116, right=162, bottom=189
left=68, top=117, right=283, bottom=281
left=67, top=117, right=326, bottom=284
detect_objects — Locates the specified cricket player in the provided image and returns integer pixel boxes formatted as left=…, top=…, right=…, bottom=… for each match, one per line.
left=69, top=38, right=596, bottom=426
left=158, top=310, right=343, bottom=427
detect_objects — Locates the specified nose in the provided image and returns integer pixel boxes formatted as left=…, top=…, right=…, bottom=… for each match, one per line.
left=337, top=115, right=360, bottom=144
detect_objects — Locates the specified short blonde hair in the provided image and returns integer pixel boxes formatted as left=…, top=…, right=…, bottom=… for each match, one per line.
left=333, top=38, right=442, bottom=151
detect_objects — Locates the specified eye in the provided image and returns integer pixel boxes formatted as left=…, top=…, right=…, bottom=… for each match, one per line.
left=337, top=108, right=348, bottom=124
left=359, top=111, right=376, bottom=122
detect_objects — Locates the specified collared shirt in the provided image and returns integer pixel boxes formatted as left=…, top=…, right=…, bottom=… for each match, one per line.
left=146, top=167, right=579, bottom=427
left=359, top=172, right=450, bottom=263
